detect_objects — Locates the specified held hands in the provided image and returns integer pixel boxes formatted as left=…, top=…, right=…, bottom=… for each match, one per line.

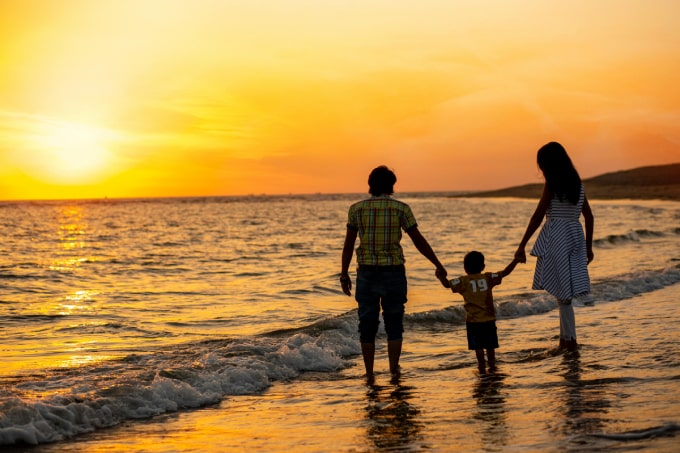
left=514, top=248, right=527, bottom=264
left=435, top=266, right=450, bottom=288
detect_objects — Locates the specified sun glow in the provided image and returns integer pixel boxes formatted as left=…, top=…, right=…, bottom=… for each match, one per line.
left=27, top=121, right=118, bottom=185
left=0, top=1, right=678, bottom=200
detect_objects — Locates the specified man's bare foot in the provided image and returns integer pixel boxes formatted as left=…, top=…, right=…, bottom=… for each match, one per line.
left=390, top=366, right=401, bottom=384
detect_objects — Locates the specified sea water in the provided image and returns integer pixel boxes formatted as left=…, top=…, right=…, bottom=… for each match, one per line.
left=0, top=194, right=679, bottom=451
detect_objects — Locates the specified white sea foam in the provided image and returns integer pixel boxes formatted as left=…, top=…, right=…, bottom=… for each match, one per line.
left=0, top=328, right=357, bottom=446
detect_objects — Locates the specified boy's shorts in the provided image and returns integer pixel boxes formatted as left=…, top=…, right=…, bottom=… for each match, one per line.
left=466, top=320, right=499, bottom=350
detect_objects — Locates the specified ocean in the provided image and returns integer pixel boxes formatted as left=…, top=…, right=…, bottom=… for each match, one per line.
left=1, top=194, right=679, bottom=452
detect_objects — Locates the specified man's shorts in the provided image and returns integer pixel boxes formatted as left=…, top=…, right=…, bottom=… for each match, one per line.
left=355, top=265, right=407, bottom=342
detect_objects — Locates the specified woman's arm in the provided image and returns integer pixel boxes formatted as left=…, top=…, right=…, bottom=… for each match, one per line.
left=515, top=184, right=550, bottom=263
left=582, top=194, right=594, bottom=263
left=501, top=258, right=520, bottom=277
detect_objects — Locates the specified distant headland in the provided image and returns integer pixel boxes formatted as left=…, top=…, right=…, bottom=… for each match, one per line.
left=454, top=163, right=680, bottom=201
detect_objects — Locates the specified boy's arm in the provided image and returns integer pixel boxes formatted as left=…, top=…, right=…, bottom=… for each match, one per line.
left=438, top=273, right=451, bottom=288
left=500, top=258, right=520, bottom=278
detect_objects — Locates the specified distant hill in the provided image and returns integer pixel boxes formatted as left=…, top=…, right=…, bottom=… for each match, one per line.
left=457, top=163, right=680, bottom=201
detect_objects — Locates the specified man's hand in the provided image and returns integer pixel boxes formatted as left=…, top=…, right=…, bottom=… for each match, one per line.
left=435, top=267, right=450, bottom=288
left=340, top=276, right=352, bottom=296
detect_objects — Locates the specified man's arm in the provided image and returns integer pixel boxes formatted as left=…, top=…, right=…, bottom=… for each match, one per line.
left=340, top=228, right=357, bottom=296
left=406, top=227, right=447, bottom=278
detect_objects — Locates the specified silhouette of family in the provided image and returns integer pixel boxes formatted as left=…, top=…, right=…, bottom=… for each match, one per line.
left=340, top=142, right=594, bottom=381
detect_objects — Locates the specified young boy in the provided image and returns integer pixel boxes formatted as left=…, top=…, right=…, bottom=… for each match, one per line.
left=438, top=251, right=519, bottom=373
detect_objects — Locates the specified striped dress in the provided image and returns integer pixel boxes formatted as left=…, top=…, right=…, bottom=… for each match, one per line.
left=530, top=184, right=590, bottom=300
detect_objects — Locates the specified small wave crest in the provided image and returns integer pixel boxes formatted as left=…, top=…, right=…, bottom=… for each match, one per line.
left=594, top=228, right=667, bottom=247
left=588, top=422, right=680, bottom=441
left=407, top=265, right=680, bottom=327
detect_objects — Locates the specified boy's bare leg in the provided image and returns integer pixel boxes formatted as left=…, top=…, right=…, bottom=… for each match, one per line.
left=487, top=349, right=496, bottom=371
left=361, top=342, right=375, bottom=381
left=388, top=339, right=402, bottom=378
left=475, top=349, right=486, bottom=373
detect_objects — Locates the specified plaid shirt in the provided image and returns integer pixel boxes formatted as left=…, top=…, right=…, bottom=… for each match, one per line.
left=347, top=195, right=418, bottom=266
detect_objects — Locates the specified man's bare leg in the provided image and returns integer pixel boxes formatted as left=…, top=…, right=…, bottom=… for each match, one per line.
left=388, top=339, right=402, bottom=380
left=361, top=342, right=375, bottom=382
left=487, top=348, right=496, bottom=371
left=475, top=349, right=486, bottom=373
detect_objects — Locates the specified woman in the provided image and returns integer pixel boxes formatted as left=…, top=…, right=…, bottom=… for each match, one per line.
left=515, top=142, right=594, bottom=351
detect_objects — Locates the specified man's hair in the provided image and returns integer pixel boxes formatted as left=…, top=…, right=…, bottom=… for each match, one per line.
left=368, top=165, right=397, bottom=196
left=463, top=251, right=485, bottom=274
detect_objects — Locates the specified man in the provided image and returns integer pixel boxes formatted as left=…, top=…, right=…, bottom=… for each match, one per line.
left=340, top=165, right=447, bottom=382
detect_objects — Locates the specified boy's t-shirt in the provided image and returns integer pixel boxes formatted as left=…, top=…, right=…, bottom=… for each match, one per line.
left=449, top=272, right=503, bottom=323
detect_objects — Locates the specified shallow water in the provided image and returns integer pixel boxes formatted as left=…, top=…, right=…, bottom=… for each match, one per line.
left=1, top=194, right=679, bottom=450
left=18, top=284, right=680, bottom=453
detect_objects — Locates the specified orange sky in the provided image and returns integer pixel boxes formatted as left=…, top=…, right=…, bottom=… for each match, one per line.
left=0, top=0, right=679, bottom=200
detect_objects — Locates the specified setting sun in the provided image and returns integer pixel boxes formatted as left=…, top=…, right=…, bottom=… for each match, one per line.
left=30, top=121, right=117, bottom=184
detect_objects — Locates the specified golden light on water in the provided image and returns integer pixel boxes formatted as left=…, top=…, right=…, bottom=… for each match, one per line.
left=57, top=205, right=87, bottom=248
left=58, top=290, right=100, bottom=315
left=56, top=352, right=108, bottom=370
left=48, top=257, right=88, bottom=271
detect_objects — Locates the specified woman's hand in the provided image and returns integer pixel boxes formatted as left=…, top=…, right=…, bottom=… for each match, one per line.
left=514, top=248, right=527, bottom=264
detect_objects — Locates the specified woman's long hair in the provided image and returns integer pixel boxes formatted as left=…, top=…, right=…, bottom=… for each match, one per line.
left=537, top=142, right=582, bottom=204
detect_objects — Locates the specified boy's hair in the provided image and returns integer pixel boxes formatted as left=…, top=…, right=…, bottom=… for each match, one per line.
left=368, top=165, right=397, bottom=196
left=463, top=251, right=485, bottom=274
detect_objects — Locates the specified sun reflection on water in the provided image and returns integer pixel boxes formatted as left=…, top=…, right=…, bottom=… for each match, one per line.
left=57, top=354, right=108, bottom=370
left=48, top=257, right=89, bottom=271
left=56, top=290, right=100, bottom=316
left=57, top=205, right=87, bottom=247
